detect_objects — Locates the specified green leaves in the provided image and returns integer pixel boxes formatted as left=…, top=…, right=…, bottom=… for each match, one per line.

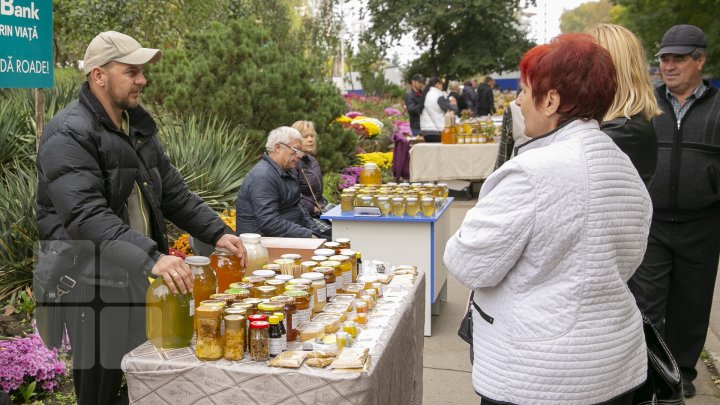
left=158, top=115, right=257, bottom=212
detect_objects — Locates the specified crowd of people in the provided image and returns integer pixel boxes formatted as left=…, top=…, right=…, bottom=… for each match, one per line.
left=30, top=19, right=720, bottom=405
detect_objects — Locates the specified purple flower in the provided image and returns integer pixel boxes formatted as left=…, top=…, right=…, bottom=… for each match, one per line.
left=345, top=111, right=364, bottom=119
left=392, top=120, right=413, bottom=137
left=0, top=333, right=66, bottom=395
left=384, top=107, right=402, bottom=117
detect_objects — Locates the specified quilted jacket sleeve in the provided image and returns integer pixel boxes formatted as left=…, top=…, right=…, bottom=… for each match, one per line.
left=444, top=164, right=536, bottom=289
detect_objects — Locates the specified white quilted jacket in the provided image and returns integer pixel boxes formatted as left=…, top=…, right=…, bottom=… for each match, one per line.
left=444, top=119, right=651, bottom=404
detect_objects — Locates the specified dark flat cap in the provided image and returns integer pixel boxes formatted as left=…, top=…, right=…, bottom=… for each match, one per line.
left=656, top=24, right=707, bottom=56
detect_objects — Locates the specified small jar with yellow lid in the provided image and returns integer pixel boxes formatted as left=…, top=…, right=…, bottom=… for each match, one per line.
left=223, top=314, right=246, bottom=361
left=195, top=306, right=223, bottom=360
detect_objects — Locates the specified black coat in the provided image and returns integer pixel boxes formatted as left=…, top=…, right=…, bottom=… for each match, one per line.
left=601, top=114, right=658, bottom=186
left=35, top=82, right=228, bottom=287
left=235, top=153, right=316, bottom=237
left=405, top=89, right=423, bottom=132
left=476, top=83, right=495, bottom=116
left=293, top=154, right=327, bottom=217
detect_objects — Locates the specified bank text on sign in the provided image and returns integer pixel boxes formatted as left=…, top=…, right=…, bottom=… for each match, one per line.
left=0, top=0, right=53, bottom=88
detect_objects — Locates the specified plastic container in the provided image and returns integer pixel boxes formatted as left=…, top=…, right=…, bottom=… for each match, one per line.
left=312, top=313, right=342, bottom=333
left=299, top=322, right=326, bottom=342
left=239, top=233, right=269, bottom=273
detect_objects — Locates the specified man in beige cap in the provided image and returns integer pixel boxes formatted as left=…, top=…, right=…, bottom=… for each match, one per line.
left=35, top=31, right=247, bottom=404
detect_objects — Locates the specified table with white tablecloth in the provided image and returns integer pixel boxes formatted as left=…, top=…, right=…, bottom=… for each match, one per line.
left=121, top=272, right=425, bottom=405
left=409, top=143, right=499, bottom=182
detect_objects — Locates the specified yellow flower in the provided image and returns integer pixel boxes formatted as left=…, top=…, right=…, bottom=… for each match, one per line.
left=356, top=152, right=394, bottom=169
left=351, top=117, right=383, bottom=138
left=220, top=209, right=236, bottom=232
left=335, top=115, right=352, bottom=124
left=172, top=233, right=192, bottom=255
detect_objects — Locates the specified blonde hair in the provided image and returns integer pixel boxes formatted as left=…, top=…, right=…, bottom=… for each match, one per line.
left=587, top=23, right=662, bottom=122
left=291, top=120, right=316, bottom=138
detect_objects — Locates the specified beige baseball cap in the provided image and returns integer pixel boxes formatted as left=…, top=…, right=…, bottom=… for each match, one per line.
left=83, top=31, right=162, bottom=75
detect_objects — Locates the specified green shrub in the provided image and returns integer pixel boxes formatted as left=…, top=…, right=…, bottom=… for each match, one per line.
left=143, top=18, right=357, bottom=175
left=158, top=115, right=258, bottom=212
left=0, top=160, right=37, bottom=302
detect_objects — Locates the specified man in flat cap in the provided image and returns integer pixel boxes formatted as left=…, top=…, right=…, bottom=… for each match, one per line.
left=629, top=24, right=720, bottom=398
left=35, top=31, right=248, bottom=403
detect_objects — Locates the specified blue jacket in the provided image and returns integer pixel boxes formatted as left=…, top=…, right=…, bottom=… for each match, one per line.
left=235, top=153, right=316, bottom=237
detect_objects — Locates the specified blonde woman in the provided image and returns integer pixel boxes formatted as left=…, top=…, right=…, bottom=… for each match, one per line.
left=587, top=23, right=662, bottom=185
left=290, top=121, right=328, bottom=217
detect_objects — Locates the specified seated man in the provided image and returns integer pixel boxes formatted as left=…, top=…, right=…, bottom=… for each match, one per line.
left=235, top=126, right=322, bottom=238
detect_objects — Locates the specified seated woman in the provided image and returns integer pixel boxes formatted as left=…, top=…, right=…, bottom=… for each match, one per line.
left=291, top=120, right=329, bottom=217
left=444, top=34, right=651, bottom=404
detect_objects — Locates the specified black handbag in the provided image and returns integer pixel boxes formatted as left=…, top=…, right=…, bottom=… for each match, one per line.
left=457, top=292, right=474, bottom=345
left=633, top=314, right=684, bottom=405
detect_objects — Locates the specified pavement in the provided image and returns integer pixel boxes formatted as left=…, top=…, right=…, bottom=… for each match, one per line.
left=422, top=197, right=720, bottom=404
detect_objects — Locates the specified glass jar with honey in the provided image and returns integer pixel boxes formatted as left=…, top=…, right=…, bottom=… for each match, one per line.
left=186, top=256, right=217, bottom=316
left=146, top=277, right=194, bottom=350
left=314, top=248, right=336, bottom=258
left=300, top=261, right=318, bottom=273
left=405, top=197, right=420, bottom=216
left=195, top=306, right=223, bottom=360
left=323, top=241, right=341, bottom=254
left=339, top=249, right=358, bottom=283
left=270, top=295, right=297, bottom=341
left=283, top=290, right=311, bottom=328
left=265, top=279, right=286, bottom=295
left=359, top=162, right=381, bottom=185
left=316, top=267, right=337, bottom=299
left=209, top=248, right=244, bottom=294
left=319, top=260, right=343, bottom=293
left=257, top=301, right=284, bottom=319
left=335, top=238, right=351, bottom=250
left=255, top=285, right=277, bottom=300
left=252, top=269, right=276, bottom=280
left=300, top=272, right=326, bottom=313
left=223, top=315, right=246, bottom=361
left=280, top=253, right=303, bottom=266
left=329, top=255, right=352, bottom=291
left=239, top=233, right=269, bottom=273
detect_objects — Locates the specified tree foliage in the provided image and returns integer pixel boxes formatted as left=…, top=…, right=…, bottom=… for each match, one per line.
left=143, top=18, right=357, bottom=173
left=364, top=0, right=535, bottom=79
left=611, top=0, right=720, bottom=75
left=560, top=0, right=613, bottom=33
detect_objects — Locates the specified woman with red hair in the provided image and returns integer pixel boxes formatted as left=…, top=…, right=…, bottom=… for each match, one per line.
left=445, top=34, right=652, bottom=404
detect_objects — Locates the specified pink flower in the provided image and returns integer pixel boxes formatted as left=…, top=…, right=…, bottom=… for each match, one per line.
left=345, top=111, right=364, bottom=119
left=384, top=107, right=402, bottom=116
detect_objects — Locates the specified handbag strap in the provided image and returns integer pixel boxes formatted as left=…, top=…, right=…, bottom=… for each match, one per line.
left=299, top=167, right=323, bottom=212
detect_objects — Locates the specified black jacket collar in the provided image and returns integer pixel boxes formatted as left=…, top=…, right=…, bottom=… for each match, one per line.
left=78, top=81, right=158, bottom=138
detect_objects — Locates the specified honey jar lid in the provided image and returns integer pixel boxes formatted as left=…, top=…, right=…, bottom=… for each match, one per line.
left=284, top=290, right=309, bottom=298
left=249, top=321, right=269, bottom=329
left=185, top=256, right=210, bottom=266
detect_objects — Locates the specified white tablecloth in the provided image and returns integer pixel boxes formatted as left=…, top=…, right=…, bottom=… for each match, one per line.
left=121, top=272, right=425, bottom=404
left=409, top=143, right=499, bottom=182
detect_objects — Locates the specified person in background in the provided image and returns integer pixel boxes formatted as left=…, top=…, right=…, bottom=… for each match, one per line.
left=628, top=24, right=720, bottom=398
left=235, top=126, right=322, bottom=238
left=462, top=80, right=478, bottom=116
left=445, top=34, right=651, bottom=404
left=448, top=81, right=466, bottom=113
left=587, top=23, right=660, bottom=186
left=35, top=31, right=247, bottom=404
left=291, top=120, right=328, bottom=217
left=404, top=73, right=425, bottom=136
left=476, top=76, right=496, bottom=116
left=419, top=77, right=458, bottom=142
left=493, top=92, right=527, bottom=169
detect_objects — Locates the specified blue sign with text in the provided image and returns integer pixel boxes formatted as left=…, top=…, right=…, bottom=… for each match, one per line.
left=0, top=0, right=53, bottom=88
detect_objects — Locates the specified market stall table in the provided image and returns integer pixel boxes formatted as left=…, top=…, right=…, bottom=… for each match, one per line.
left=409, top=143, right=499, bottom=182
left=121, top=272, right=425, bottom=404
left=322, top=198, right=453, bottom=336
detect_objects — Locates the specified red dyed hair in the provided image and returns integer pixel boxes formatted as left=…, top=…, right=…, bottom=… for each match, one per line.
left=519, top=33, right=617, bottom=125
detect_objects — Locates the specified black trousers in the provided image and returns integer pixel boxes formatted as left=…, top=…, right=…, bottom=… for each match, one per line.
left=62, top=276, right=148, bottom=405
left=629, top=215, right=720, bottom=382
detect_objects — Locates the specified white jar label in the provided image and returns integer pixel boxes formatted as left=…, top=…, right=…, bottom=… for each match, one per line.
left=326, top=282, right=337, bottom=297
left=317, top=286, right=327, bottom=303
left=295, top=308, right=311, bottom=327
left=269, top=338, right=283, bottom=355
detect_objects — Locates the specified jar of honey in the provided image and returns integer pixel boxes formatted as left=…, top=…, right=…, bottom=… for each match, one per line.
left=252, top=269, right=276, bottom=280
left=313, top=248, right=336, bottom=258
left=257, top=302, right=284, bottom=319
left=270, top=295, right=297, bottom=341
left=283, top=290, right=311, bottom=329
left=300, top=261, right=318, bottom=273
left=280, top=253, right=303, bottom=266
left=186, top=256, right=217, bottom=318
left=329, top=255, right=352, bottom=291
left=359, top=162, right=381, bottom=185
left=263, top=263, right=281, bottom=275
left=335, top=238, right=351, bottom=250
left=339, top=249, right=358, bottom=283
left=223, top=314, right=246, bottom=361
left=255, top=285, right=277, bottom=300
left=300, top=272, right=326, bottom=313
left=195, top=306, right=223, bottom=360
left=323, top=241, right=341, bottom=254
left=146, top=278, right=194, bottom=350
left=265, top=279, right=286, bottom=295
left=209, top=248, right=244, bottom=294
left=316, top=267, right=337, bottom=299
